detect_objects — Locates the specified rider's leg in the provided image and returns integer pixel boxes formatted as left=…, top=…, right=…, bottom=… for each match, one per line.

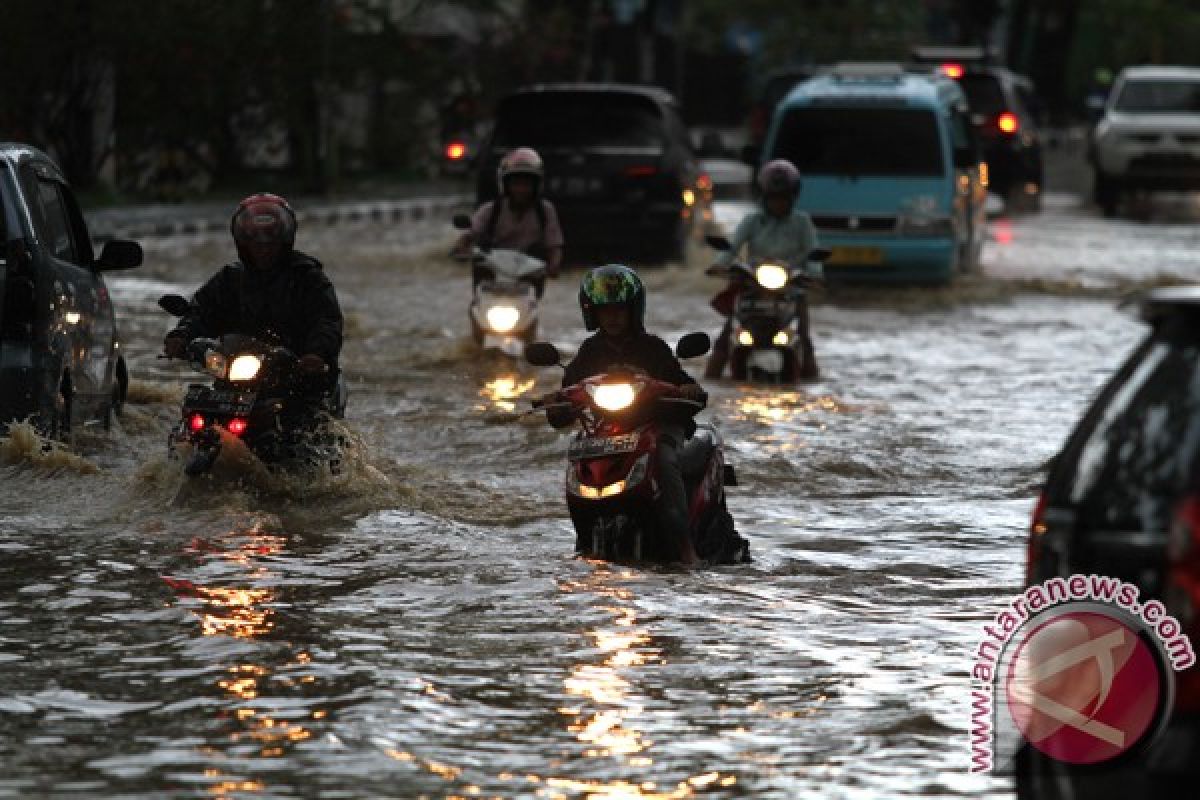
left=704, top=317, right=733, bottom=380
left=655, top=423, right=698, bottom=564
left=795, top=297, right=819, bottom=381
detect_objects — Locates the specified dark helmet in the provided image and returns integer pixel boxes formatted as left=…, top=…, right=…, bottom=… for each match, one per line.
left=757, top=158, right=802, bottom=199
left=496, top=147, right=544, bottom=198
left=230, top=193, right=297, bottom=270
left=579, top=264, right=645, bottom=332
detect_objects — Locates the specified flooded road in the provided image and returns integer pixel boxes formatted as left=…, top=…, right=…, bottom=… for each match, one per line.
left=3, top=191, right=1199, bottom=798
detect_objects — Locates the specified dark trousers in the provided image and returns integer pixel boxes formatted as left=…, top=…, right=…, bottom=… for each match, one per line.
left=656, top=423, right=695, bottom=561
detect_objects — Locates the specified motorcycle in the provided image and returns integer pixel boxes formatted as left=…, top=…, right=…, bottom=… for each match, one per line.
left=525, top=333, right=748, bottom=565
left=158, top=294, right=348, bottom=477
left=705, top=234, right=829, bottom=383
left=452, top=213, right=545, bottom=357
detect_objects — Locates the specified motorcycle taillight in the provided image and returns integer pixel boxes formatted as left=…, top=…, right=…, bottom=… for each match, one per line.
left=188, top=414, right=206, bottom=432
left=1025, top=491, right=1048, bottom=585
left=227, top=418, right=249, bottom=437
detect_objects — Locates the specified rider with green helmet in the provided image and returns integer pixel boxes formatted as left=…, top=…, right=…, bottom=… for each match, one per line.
left=547, top=264, right=706, bottom=564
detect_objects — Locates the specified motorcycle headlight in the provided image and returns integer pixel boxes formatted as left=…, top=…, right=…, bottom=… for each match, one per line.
left=204, top=351, right=228, bottom=379
left=485, top=305, right=521, bottom=333
left=737, top=330, right=754, bottom=347
left=587, top=381, right=642, bottom=412
left=228, top=354, right=262, bottom=382
left=772, top=330, right=791, bottom=346
left=755, top=263, right=789, bottom=290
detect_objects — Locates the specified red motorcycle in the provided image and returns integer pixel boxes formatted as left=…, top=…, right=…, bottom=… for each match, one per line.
left=526, top=334, right=748, bottom=565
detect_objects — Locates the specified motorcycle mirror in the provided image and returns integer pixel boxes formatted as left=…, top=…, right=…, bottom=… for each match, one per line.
left=524, top=341, right=563, bottom=367
left=705, top=234, right=732, bottom=251
left=675, top=332, right=711, bottom=360
left=452, top=213, right=472, bottom=230
left=158, top=294, right=191, bottom=317
left=808, top=247, right=832, bottom=263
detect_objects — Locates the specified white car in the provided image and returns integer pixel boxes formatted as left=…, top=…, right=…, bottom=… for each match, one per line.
left=1090, top=65, right=1200, bottom=216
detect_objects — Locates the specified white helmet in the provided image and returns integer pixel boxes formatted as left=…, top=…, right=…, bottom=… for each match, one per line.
left=496, top=147, right=544, bottom=197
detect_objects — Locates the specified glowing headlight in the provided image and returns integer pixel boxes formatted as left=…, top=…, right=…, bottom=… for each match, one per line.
left=772, top=330, right=791, bottom=346
left=579, top=480, right=627, bottom=499
left=737, top=330, right=754, bottom=347
left=587, top=382, right=641, bottom=411
left=755, top=263, right=789, bottom=290
left=228, top=354, right=262, bottom=382
left=486, top=305, right=521, bottom=333
left=204, top=351, right=228, bottom=379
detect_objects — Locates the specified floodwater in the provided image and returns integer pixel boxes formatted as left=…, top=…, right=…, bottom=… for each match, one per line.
left=3, top=191, right=1199, bottom=799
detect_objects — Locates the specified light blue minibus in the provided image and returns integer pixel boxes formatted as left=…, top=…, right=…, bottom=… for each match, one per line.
left=761, top=64, right=988, bottom=285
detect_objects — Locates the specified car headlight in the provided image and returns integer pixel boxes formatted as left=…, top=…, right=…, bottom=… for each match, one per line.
left=485, top=305, right=521, bottom=333
left=205, top=351, right=228, bottom=379
left=228, top=354, right=262, bottom=382
left=772, top=330, right=791, bottom=346
left=587, top=381, right=642, bottom=411
left=755, top=263, right=789, bottom=290
left=737, top=330, right=754, bottom=347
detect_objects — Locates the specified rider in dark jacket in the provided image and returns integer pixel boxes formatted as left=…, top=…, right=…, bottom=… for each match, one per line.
left=164, top=193, right=343, bottom=398
left=548, top=265, right=706, bottom=564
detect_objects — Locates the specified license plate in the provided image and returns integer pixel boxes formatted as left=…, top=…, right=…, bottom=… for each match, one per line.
left=828, top=246, right=884, bottom=266
left=568, top=432, right=640, bottom=461
left=748, top=349, right=785, bottom=374
left=185, top=387, right=256, bottom=415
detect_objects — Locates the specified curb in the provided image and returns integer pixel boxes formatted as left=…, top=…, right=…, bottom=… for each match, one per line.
left=87, top=194, right=472, bottom=242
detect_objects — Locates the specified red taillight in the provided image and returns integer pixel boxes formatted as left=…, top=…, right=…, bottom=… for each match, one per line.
left=188, top=414, right=206, bottom=432
left=940, top=63, right=965, bottom=79
left=697, top=173, right=713, bottom=191
left=624, top=165, right=658, bottom=178
left=997, top=112, right=1019, bottom=134
left=445, top=141, right=467, bottom=160
left=227, top=418, right=249, bottom=437
left=1025, top=491, right=1048, bottom=585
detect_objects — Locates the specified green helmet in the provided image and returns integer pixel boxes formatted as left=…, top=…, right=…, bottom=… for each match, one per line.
left=579, top=264, right=646, bottom=331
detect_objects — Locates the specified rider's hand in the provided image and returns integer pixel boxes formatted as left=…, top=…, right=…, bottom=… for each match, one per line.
left=678, top=383, right=706, bottom=402
left=163, top=333, right=188, bottom=359
left=298, top=354, right=329, bottom=374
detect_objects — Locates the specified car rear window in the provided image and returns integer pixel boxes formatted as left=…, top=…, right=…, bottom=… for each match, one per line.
left=1114, top=80, right=1200, bottom=113
left=492, top=93, right=665, bottom=150
left=1059, top=324, right=1200, bottom=532
left=771, top=107, right=945, bottom=177
left=958, top=74, right=1008, bottom=116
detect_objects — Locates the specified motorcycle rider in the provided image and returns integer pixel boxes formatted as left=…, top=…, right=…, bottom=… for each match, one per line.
left=163, top=193, right=344, bottom=407
left=545, top=265, right=706, bottom=564
left=706, top=158, right=821, bottom=381
left=455, top=147, right=564, bottom=285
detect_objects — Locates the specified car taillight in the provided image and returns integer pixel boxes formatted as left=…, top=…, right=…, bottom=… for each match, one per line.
left=227, top=418, right=249, bottom=437
left=997, top=112, right=1019, bottom=135
left=445, top=141, right=467, bottom=160
left=697, top=173, right=713, bottom=191
left=188, top=413, right=206, bottom=432
left=624, top=165, right=658, bottom=178
left=1025, top=491, right=1048, bottom=585
left=940, top=63, right=964, bottom=79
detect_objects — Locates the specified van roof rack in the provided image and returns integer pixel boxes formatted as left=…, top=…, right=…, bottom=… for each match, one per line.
left=910, top=45, right=997, bottom=65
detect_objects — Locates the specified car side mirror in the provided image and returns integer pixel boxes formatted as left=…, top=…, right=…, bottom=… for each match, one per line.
left=740, top=144, right=761, bottom=166
left=524, top=341, right=562, bottom=367
left=158, top=294, right=191, bottom=317
left=705, top=234, right=732, bottom=251
left=452, top=213, right=472, bottom=230
left=96, top=239, right=142, bottom=270
left=675, top=332, right=711, bottom=360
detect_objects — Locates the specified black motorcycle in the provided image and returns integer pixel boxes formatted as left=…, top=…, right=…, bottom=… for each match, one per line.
left=159, top=295, right=347, bottom=477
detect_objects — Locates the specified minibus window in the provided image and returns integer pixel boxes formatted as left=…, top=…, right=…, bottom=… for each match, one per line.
left=772, top=107, right=945, bottom=177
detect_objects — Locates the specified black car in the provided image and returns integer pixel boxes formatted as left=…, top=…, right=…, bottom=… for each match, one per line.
left=911, top=47, right=1044, bottom=212
left=474, top=83, right=700, bottom=263
left=1021, top=287, right=1200, bottom=796
left=0, top=143, right=142, bottom=440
